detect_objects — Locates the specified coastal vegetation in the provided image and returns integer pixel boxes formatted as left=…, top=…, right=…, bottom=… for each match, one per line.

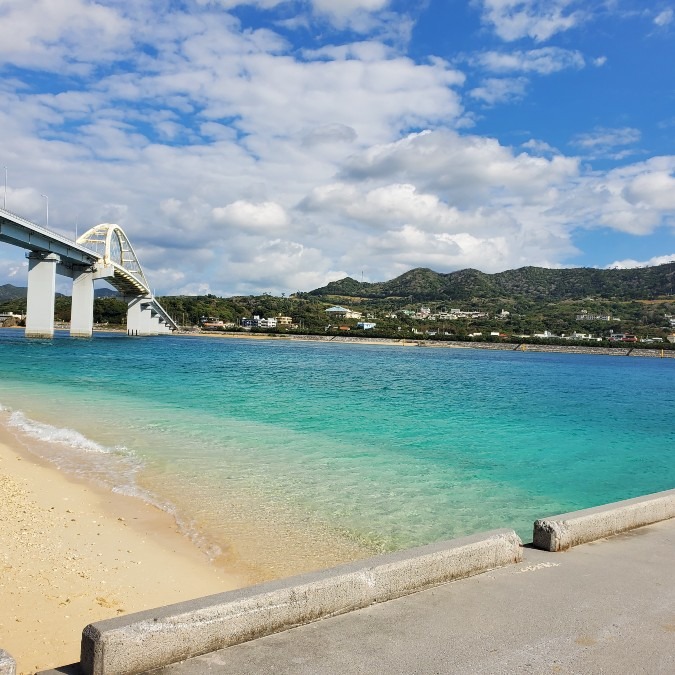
left=2, top=263, right=675, bottom=344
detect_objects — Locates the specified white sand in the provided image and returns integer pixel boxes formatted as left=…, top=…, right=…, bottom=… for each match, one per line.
left=0, top=429, right=248, bottom=673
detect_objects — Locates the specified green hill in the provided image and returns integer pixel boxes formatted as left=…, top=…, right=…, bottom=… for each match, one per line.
left=308, top=263, right=675, bottom=302
left=0, top=284, right=27, bottom=302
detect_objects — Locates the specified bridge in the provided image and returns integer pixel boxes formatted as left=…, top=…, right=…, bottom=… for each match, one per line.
left=0, top=207, right=178, bottom=337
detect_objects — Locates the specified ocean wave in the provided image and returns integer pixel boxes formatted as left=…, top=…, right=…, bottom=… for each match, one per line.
left=7, top=410, right=121, bottom=454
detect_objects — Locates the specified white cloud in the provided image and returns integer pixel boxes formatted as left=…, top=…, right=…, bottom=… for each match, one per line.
left=0, top=256, right=28, bottom=281
left=469, top=77, right=528, bottom=105
left=212, top=200, right=290, bottom=231
left=0, top=0, right=132, bottom=72
left=476, top=47, right=585, bottom=74
left=654, top=8, right=673, bottom=27
left=607, top=254, right=675, bottom=269
left=205, top=0, right=395, bottom=32
left=569, top=157, right=675, bottom=235
left=623, top=170, right=675, bottom=211
left=477, top=0, right=586, bottom=42
left=571, top=126, right=642, bottom=159
left=0, top=1, right=673, bottom=296
left=522, top=139, right=559, bottom=155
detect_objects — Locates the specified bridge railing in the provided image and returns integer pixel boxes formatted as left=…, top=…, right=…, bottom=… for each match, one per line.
left=0, top=206, right=99, bottom=259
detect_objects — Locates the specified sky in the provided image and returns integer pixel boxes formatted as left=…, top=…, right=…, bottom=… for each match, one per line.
left=0, top=0, right=674, bottom=296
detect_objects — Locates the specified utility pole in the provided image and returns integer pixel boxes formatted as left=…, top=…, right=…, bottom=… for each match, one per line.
left=41, top=194, right=49, bottom=228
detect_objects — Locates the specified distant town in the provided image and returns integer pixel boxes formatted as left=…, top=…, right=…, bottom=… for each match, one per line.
left=194, top=303, right=675, bottom=346
left=2, top=262, right=675, bottom=347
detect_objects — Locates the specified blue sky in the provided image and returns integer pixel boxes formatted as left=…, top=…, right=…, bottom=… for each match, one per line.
left=1, top=0, right=674, bottom=295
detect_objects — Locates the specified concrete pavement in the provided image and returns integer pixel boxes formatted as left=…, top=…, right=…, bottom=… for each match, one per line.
left=154, top=519, right=675, bottom=675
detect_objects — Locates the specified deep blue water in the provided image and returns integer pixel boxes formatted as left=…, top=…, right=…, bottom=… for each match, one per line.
left=1, top=330, right=673, bottom=563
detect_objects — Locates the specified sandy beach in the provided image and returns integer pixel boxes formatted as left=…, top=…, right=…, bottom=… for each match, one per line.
left=0, top=426, right=248, bottom=674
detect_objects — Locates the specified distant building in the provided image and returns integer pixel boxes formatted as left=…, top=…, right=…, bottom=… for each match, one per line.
left=576, top=310, right=615, bottom=321
left=276, top=316, right=293, bottom=325
left=325, top=305, right=362, bottom=319
left=356, top=322, right=377, bottom=330
left=561, top=332, right=602, bottom=342
left=241, top=316, right=277, bottom=328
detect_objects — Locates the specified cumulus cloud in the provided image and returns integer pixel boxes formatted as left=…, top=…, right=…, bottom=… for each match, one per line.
left=208, top=0, right=395, bottom=32
left=0, top=0, right=131, bottom=73
left=622, top=169, right=675, bottom=211
left=477, top=0, right=586, bottom=42
left=570, top=157, right=675, bottom=235
left=607, top=254, right=675, bottom=269
left=0, top=0, right=673, bottom=295
left=212, top=200, right=290, bottom=230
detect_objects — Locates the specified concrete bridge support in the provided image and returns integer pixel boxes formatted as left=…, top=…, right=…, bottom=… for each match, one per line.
left=70, top=267, right=95, bottom=338
left=67, top=263, right=114, bottom=338
left=126, top=296, right=158, bottom=336
left=25, top=252, right=59, bottom=338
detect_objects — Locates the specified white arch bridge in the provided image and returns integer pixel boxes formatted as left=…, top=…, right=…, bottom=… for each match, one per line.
left=0, top=207, right=178, bottom=337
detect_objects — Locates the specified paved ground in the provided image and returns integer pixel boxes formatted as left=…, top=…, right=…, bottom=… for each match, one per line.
left=154, top=519, right=675, bottom=675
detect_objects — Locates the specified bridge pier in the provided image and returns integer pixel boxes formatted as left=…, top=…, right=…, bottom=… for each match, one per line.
left=67, top=263, right=115, bottom=338
left=70, top=267, right=95, bottom=338
left=126, top=296, right=159, bottom=336
left=25, top=252, right=60, bottom=338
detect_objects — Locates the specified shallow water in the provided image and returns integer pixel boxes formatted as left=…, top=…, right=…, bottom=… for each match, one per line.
left=1, top=330, right=673, bottom=575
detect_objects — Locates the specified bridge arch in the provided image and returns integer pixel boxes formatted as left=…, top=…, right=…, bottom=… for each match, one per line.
left=77, top=223, right=150, bottom=290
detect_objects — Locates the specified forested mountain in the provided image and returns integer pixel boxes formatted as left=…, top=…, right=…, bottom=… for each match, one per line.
left=0, top=284, right=28, bottom=302
left=0, top=284, right=114, bottom=301
left=308, top=263, right=675, bottom=302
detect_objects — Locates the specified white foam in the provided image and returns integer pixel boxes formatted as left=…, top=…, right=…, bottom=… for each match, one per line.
left=7, top=410, right=115, bottom=454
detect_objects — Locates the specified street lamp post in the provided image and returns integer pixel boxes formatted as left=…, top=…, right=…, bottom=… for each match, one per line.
left=41, top=194, right=48, bottom=228
left=3, top=167, right=6, bottom=210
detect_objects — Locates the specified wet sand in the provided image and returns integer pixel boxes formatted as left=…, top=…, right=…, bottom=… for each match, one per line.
left=0, top=426, right=249, bottom=673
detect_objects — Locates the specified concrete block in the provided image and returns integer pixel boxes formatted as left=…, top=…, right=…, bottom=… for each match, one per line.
left=81, top=528, right=522, bottom=675
left=0, top=650, right=16, bottom=675
left=533, top=488, right=675, bottom=551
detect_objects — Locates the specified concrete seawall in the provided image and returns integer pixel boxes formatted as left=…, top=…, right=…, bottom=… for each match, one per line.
left=533, top=488, right=675, bottom=551
left=0, top=650, right=16, bottom=675
left=80, top=529, right=522, bottom=675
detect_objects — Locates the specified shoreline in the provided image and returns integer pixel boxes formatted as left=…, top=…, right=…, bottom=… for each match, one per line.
left=0, top=425, right=249, bottom=673
left=0, top=408, right=377, bottom=673
left=176, top=329, right=675, bottom=357
left=4, top=326, right=674, bottom=358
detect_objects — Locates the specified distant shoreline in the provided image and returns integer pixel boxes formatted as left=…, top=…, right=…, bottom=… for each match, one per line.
left=177, top=330, right=675, bottom=358
left=3, top=325, right=673, bottom=358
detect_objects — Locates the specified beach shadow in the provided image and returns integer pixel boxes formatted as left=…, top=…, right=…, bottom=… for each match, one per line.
left=38, top=663, right=81, bottom=675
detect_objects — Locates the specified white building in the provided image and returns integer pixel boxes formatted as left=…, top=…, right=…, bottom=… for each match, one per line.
left=325, top=305, right=363, bottom=319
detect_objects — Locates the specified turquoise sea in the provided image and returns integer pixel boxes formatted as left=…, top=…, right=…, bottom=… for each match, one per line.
left=1, top=330, right=674, bottom=577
